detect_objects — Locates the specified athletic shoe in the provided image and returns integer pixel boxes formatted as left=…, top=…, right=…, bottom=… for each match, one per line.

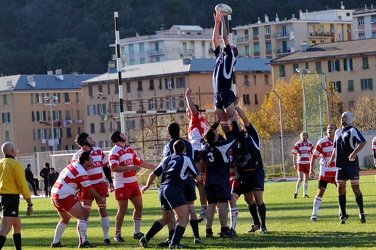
left=103, top=239, right=110, bottom=246
left=293, top=193, right=298, bottom=199
left=205, top=232, right=214, bottom=238
left=78, top=241, right=96, bottom=248
left=310, top=215, right=317, bottom=221
left=51, top=241, right=64, bottom=248
left=260, top=228, right=267, bottom=234
left=157, top=239, right=170, bottom=247
left=339, top=215, right=348, bottom=225
left=303, top=194, right=309, bottom=198
left=114, top=235, right=125, bottom=242
left=359, top=213, right=366, bottom=223
left=194, top=237, right=203, bottom=244
left=139, top=236, right=148, bottom=248
left=197, top=213, right=206, bottom=223
left=247, top=224, right=260, bottom=233
left=169, top=243, right=190, bottom=249
left=133, top=232, right=145, bottom=239
left=34, top=193, right=40, bottom=196
left=219, top=228, right=237, bottom=238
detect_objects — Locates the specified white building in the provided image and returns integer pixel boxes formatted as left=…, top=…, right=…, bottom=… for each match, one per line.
left=352, top=4, right=376, bottom=39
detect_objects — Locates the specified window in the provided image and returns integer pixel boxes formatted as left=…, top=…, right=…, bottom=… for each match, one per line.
left=253, top=28, right=259, bottom=36
left=140, top=58, right=145, bottom=64
left=139, top=43, right=144, bottom=52
left=76, top=110, right=80, bottom=120
left=167, top=97, right=175, bottom=109
left=253, top=75, right=256, bottom=85
left=99, top=141, right=107, bottom=148
left=97, top=104, right=106, bottom=115
left=253, top=44, right=260, bottom=53
left=293, top=64, right=299, bottom=74
left=2, top=95, right=7, bottom=105
left=166, top=78, right=174, bottom=90
left=32, top=111, right=35, bottom=121
left=90, top=123, right=95, bottom=134
left=243, top=94, right=250, bottom=105
left=66, top=128, right=72, bottom=138
left=64, top=93, right=70, bottom=102
left=328, top=60, right=340, bottom=72
left=333, top=81, right=342, bottom=93
left=130, top=59, right=135, bottom=65
left=98, top=85, right=103, bottom=93
left=265, top=42, right=271, bottom=51
left=2, top=112, right=10, bottom=123
left=148, top=99, right=155, bottom=110
left=114, top=102, right=121, bottom=113
left=38, top=129, right=46, bottom=139
left=244, top=75, right=250, bottom=85
left=114, top=83, right=119, bottom=94
left=358, top=17, right=364, bottom=26
left=361, top=78, right=373, bottom=90
left=264, top=75, right=269, bottom=85
left=55, top=129, right=62, bottom=139
left=349, top=101, right=355, bottom=110
left=371, top=15, right=376, bottom=23
left=343, top=58, right=353, bottom=71
left=76, top=93, right=80, bottom=103
left=65, top=110, right=71, bottom=120
left=362, top=57, right=369, bottom=69
left=176, top=77, right=185, bottom=88
left=315, top=62, right=322, bottom=73
left=149, top=80, right=154, bottom=90
left=87, top=105, right=96, bottom=116
left=372, top=32, right=376, bottom=38
left=88, top=86, right=93, bottom=97
left=279, top=65, right=285, bottom=77
left=158, top=79, right=162, bottom=89
left=137, top=81, right=143, bottom=91
left=255, top=94, right=258, bottom=105
left=100, top=122, right=105, bottom=133
left=127, top=120, right=135, bottom=129
left=126, top=101, right=132, bottom=111
left=265, top=26, right=271, bottom=34
left=245, top=45, right=250, bottom=56
left=359, top=33, right=365, bottom=39
left=5, top=131, right=9, bottom=141
left=121, top=46, right=126, bottom=58
left=347, top=80, right=354, bottom=92
left=37, top=111, right=46, bottom=121
left=179, top=100, right=185, bottom=110
left=107, top=84, right=111, bottom=95
left=129, top=44, right=134, bottom=53
left=126, top=82, right=131, bottom=93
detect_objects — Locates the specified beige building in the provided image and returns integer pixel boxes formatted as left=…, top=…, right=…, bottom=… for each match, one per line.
left=353, top=5, right=376, bottom=39
left=233, top=6, right=354, bottom=59
left=0, top=71, right=99, bottom=155
left=270, top=38, right=376, bottom=110
left=82, top=58, right=271, bottom=148
left=116, top=25, right=215, bottom=67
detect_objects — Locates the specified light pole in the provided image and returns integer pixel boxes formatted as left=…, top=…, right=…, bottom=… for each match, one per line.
left=272, top=89, right=286, bottom=180
left=44, top=96, right=58, bottom=153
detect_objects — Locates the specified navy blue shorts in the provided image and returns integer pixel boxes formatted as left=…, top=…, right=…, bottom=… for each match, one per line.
left=182, top=178, right=197, bottom=202
left=336, top=165, right=360, bottom=181
left=215, top=89, right=236, bottom=110
left=0, top=194, right=20, bottom=217
left=159, top=184, right=186, bottom=210
left=237, top=168, right=265, bottom=194
left=205, top=179, right=231, bottom=204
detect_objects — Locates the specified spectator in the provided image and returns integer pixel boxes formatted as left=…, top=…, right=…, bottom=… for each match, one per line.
left=40, top=162, right=50, bottom=197
left=25, top=163, right=40, bottom=196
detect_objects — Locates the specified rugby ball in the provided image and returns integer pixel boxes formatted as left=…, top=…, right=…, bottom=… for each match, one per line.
left=215, top=3, right=232, bottom=16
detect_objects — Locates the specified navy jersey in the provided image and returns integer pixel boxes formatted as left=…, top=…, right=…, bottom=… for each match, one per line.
left=201, top=135, right=237, bottom=182
left=212, top=44, right=236, bottom=95
left=162, top=138, right=201, bottom=163
left=154, top=153, right=199, bottom=187
left=242, top=124, right=264, bottom=170
left=334, top=126, right=366, bottom=167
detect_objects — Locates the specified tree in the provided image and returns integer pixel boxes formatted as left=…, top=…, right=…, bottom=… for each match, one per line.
left=351, top=95, right=376, bottom=131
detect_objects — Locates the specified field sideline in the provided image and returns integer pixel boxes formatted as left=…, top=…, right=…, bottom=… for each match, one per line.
left=4, top=174, right=376, bottom=249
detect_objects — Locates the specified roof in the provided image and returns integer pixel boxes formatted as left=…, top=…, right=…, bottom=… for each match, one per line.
left=0, top=74, right=99, bottom=92
left=84, top=58, right=271, bottom=84
left=270, top=38, right=376, bottom=64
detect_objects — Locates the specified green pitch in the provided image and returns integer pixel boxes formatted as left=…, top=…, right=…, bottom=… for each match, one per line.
left=6, top=175, right=376, bottom=249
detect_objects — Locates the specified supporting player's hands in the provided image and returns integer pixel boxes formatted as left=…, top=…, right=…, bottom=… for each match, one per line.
left=109, top=183, right=114, bottom=192
left=348, top=152, right=356, bottom=162
left=26, top=206, right=33, bottom=216
left=141, top=185, right=149, bottom=194
left=213, top=11, right=221, bottom=24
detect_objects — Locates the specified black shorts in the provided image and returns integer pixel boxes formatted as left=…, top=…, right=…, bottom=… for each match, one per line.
left=317, top=179, right=337, bottom=189
left=205, top=179, right=231, bottom=204
left=182, top=178, right=197, bottom=202
left=0, top=194, right=20, bottom=217
left=159, top=184, right=186, bottom=210
left=336, top=165, right=360, bottom=181
left=215, top=90, right=236, bottom=110
left=238, top=168, right=265, bottom=194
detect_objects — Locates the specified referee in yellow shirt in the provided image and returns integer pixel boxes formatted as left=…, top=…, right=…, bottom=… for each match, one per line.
left=0, top=142, right=33, bottom=250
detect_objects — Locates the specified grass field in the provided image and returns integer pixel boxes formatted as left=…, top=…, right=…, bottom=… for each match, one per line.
left=4, top=175, right=376, bottom=249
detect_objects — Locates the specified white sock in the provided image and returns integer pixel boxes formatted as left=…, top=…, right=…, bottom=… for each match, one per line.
left=100, top=216, right=110, bottom=239
left=312, top=196, right=322, bottom=216
left=295, top=181, right=301, bottom=194
left=230, top=207, right=238, bottom=230
left=77, top=220, right=88, bottom=245
left=133, top=217, right=142, bottom=234
left=53, top=222, right=66, bottom=244
left=303, top=182, right=308, bottom=196
left=201, top=205, right=207, bottom=214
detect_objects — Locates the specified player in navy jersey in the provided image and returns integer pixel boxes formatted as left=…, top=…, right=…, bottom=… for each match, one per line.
left=201, top=120, right=239, bottom=239
left=327, top=112, right=367, bottom=224
left=233, top=104, right=267, bottom=234
left=140, top=140, right=201, bottom=249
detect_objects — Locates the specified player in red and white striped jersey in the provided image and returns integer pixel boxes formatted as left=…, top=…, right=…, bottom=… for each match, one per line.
left=50, top=151, right=104, bottom=248
left=109, top=131, right=156, bottom=243
left=309, top=124, right=337, bottom=221
left=71, top=132, right=113, bottom=246
left=372, top=136, right=376, bottom=167
left=292, top=132, right=314, bottom=198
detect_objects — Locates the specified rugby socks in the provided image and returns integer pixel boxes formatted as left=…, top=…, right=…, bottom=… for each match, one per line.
left=355, top=194, right=364, bottom=214
left=338, top=194, right=347, bottom=217
left=77, top=220, right=88, bottom=245
left=190, top=219, right=200, bottom=238
left=258, top=203, right=266, bottom=229
left=303, top=182, right=308, bottom=196
left=13, top=233, right=21, bottom=250
left=133, top=217, right=142, bottom=234
left=53, top=222, right=67, bottom=244
left=312, top=196, right=322, bottom=215
left=145, top=221, right=163, bottom=242
left=100, top=216, right=110, bottom=239
left=200, top=205, right=207, bottom=215
left=248, top=202, right=260, bottom=226
left=0, top=235, right=5, bottom=248
left=230, top=207, right=238, bottom=230
left=170, top=225, right=185, bottom=247
left=295, top=181, right=301, bottom=195
left=168, top=229, right=174, bottom=240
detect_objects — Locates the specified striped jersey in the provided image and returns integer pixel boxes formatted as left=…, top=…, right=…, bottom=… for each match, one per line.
left=109, top=144, right=143, bottom=189
left=372, top=136, right=376, bottom=151
left=188, top=112, right=209, bottom=151
left=291, top=140, right=314, bottom=164
left=51, top=162, right=92, bottom=199
left=72, top=147, right=108, bottom=185
left=312, top=136, right=337, bottom=176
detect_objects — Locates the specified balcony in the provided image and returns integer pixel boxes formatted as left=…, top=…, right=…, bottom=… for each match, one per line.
left=274, top=48, right=291, bottom=56
left=236, top=36, right=250, bottom=44
left=272, top=33, right=289, bottom=39
left=179, top=49, right=195, bottom=57
left=147, top=49, right=164, bottom=56
left=309, top=31, right=332, bottom=37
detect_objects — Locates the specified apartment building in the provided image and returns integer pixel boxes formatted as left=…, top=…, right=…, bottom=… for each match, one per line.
left=353, top=4, right=376, bottom=39
left=82, top=58, right=271, bottom=148
left=116, top=25, right=215, bottom=67
left=0, top=71, right=99, bottom=155
left=269, top=38, right=376, bottom=110
left=232, top=6, right=354, bottom=59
